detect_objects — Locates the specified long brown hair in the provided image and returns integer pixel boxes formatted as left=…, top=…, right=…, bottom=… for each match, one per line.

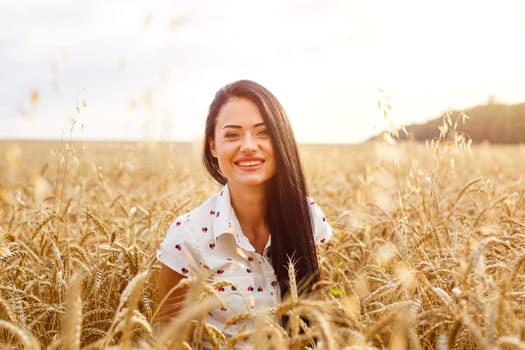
left=203, top=80, right=319, bottom=297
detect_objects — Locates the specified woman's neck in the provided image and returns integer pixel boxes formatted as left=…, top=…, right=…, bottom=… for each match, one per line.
left=228, top=183, right=269, bottom=253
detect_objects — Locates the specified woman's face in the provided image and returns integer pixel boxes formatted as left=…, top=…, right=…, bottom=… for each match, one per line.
left=209, top=97, right=276, bottom=191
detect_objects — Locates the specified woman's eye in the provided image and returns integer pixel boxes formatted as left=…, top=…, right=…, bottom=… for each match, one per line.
left=257, top=129, right=269, bottom=136
left=224, top=132, right=239, bottom=139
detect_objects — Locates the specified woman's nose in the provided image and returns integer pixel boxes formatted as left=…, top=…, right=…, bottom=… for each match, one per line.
left=240, top=133, right=257, bottom=152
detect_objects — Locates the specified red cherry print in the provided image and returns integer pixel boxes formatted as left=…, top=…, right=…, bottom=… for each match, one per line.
left=246, top=268, right=252, bottom=273
left=217, top=287, right=225, bottom=292
left=217, top=269, right=224, bottom=274
left=248, top=256, right=254, bottom=262
left=202, top=227, right=208, bottom=233
left=176, top=221, right=181, bottom=226
left=209, top=243, right=216, bottom=249
left=209, top=210, right=215, bottom=215
left=270, top=292, right=274, bottom=296
left=216, top=211, right=220, bottom=218
left=220, top=306, right=227, bottom=311
left=247, top=286, right=254, bottom=292
left=257, top=287, right=263, bottom=292
left=320, top=238, right=326, bottom=243
left=181, top=267, right=189, bottom=274
left=175, top=244, right=182, bottom=251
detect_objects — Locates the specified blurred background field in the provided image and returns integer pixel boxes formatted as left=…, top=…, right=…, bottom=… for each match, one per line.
left=1, top=137, right=525, bottom=349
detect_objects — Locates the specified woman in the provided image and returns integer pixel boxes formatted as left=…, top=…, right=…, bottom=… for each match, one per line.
left=157, top=80, right=332, bottom=339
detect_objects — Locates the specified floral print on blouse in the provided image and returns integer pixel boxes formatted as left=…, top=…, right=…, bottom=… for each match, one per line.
left=157, top=184, right=332, bottom=336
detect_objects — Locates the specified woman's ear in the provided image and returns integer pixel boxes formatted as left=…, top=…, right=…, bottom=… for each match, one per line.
left=209, top=138, right=217, bottom=158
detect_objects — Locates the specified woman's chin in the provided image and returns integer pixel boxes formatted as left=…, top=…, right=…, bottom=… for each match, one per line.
left=229, top=175, right=271, bottom=188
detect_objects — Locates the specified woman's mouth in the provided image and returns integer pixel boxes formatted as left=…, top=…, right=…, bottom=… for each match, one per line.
left=235, top=158, right=265, bottom=170
left=237, top=160, right=263, bottom=166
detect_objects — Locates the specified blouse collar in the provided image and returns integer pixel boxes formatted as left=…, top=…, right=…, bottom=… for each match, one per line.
left=212, top=184, right=271, bottom=254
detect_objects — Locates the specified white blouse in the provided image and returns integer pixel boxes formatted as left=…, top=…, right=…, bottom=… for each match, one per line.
left=157, top=184, right=332, bottom=336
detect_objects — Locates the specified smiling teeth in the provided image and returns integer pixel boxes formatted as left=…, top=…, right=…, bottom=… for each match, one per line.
left=238, top=160, right=262, bottom=166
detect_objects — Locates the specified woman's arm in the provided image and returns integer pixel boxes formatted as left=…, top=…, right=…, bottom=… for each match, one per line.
left=158, top=263, right=188, bottom=324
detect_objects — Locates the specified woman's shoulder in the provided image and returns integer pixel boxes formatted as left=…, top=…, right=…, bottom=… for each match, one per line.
left=164, top=187, right=229, bottom=241
left=306, top=197, right=333, bottom=244
left=158, top=186, right=231, bottom=275
left=306, top=197, right=326, bottom=217
left=168, top=190, right=221, bottom=236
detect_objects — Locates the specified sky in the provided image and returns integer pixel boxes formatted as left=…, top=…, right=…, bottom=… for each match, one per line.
left=1, top=0, right=524, bottom=144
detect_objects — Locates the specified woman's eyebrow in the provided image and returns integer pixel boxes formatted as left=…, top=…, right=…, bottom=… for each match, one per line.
left=222, top=122, right=266, bottom=129
left=223, top=125, right=241, bottom=129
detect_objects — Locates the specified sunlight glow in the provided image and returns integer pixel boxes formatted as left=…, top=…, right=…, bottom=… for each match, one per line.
left=1, top=0, right=524, bottom=143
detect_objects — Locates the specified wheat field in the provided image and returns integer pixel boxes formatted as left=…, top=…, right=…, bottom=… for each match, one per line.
left=1, top=132, right=525, bottom=349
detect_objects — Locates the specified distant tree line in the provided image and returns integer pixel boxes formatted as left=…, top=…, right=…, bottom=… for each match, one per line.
left=397, top=102, right=525, bottom=144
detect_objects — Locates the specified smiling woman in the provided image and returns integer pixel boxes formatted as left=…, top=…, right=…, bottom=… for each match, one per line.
left=157, top=80, right=332, bottom=346
left=209, top=97, right=276, bottom=193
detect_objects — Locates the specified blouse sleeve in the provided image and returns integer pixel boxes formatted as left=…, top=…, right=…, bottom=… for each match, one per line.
left=308, top=199, right=333, bottom=244
left=157, top=217, right=201, bottom=276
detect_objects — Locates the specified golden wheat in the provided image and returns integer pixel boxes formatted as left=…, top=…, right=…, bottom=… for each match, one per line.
left=1, top=136, right=525, bottom=349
